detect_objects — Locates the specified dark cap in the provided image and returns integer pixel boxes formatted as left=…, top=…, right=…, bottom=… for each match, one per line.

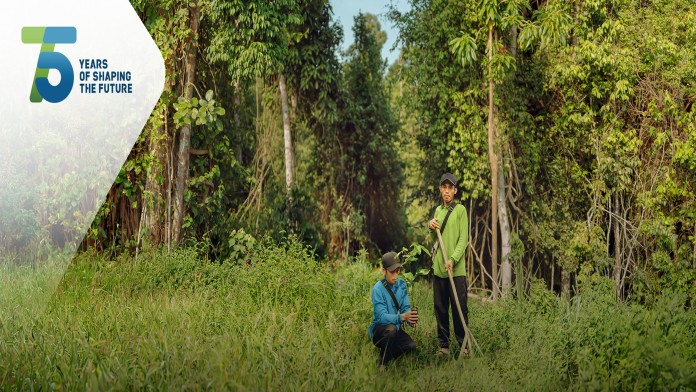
left=381, top=251, right=402, bottom=272
left=440, top=172, right=457, bottom=187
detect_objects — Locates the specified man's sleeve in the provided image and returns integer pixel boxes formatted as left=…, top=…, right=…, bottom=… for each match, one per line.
left=398, top=279, right=411, bottom=313
left=429, top=206, right=439, bottom=239
left=372, top=286, right=400, bottom=326
left=450, top=205, right=469, bottom=264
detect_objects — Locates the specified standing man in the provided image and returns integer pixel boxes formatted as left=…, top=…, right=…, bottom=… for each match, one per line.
left=428, top=172, right=469, bottom=357
left=368, top=251, right=419, bottom=370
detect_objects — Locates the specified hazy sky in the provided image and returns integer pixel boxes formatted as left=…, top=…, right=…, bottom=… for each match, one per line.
left=330, top=0, right=410, bottom=65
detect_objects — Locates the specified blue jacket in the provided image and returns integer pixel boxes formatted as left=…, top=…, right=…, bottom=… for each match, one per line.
left=368, top=277, right=411, bottom=339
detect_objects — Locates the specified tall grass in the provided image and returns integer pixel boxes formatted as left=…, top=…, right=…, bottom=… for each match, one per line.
left=0, top=251, right=71, bottom=322
left=1, top=239, right=694, bottom=390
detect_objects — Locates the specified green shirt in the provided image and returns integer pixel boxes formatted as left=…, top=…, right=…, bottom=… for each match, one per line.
left=431, top=202, right=468, bottom=278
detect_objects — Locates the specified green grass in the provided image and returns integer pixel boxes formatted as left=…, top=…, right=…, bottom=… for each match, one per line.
left=1, top=240, right=695, bottom=391
left=0, top=253, right=71, bottom=322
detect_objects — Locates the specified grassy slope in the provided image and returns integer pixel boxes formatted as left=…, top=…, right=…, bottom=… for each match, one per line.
left=1, top=242, right=695, bottom=391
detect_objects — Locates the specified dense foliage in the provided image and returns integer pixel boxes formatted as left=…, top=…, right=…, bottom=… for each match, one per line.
left=390, top=0, right=696, bottom=301
left=4, top=0, right=693, bottom=324
left=1, top=245, right=694, bottom=389
left=73, top=1, right=408, bottom=261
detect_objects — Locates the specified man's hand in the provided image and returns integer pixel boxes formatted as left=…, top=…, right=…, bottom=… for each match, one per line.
left=401, top=310, right=419, bottom=326
left=428, top=218, right=440, bottom=231
left=445, top=259, right=453, bottom=273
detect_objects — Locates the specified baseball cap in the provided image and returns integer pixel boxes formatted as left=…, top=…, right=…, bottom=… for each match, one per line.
left=440, top=172, right=457, bottom=187
left=381, top=251, right=403, bottom=272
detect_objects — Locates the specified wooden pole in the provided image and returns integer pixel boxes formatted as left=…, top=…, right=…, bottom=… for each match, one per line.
left=436, top=228, right=481, bottom=359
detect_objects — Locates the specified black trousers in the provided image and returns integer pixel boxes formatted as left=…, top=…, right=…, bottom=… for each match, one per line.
left=434, top=275, right=469, bottom=349
left=372, top=324, right=417, bottom=365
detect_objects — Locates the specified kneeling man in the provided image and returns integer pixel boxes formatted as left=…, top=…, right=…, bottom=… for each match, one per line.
left=368, top=251, right=419, bottom=369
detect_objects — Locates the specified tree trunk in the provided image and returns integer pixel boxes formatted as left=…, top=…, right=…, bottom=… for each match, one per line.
left=144, top=69, right=173, bottom=246
left=613, top=194, right=622, bottom=299
left=279, top=74, right=294, bottom=193
left=468, top=197, right=474, bottom=289
left=144, top=123, right=168, bottom=245
left=561, top=268, right=570, bottom=300
left=487, top=25, right=499, bottom=300
left=171, top=3, right=200, bottom=244
left=499, top=24, right=517, bottom=298
left=233, top=91, right=243, bottom=165
left=498, top=156, right=512, bottom=297
left=141, top=127, right=168, bottom=245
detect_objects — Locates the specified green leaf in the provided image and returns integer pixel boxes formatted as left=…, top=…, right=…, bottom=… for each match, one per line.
left=416, top=268, right=431, bottom=277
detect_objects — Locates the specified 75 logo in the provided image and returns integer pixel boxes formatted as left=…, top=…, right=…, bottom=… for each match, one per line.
left=22, top=27, right=76, bottom=103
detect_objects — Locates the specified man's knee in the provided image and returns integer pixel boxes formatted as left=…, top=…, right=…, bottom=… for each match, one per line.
left=405, top=340, right=417, bottom=352
left=383, top=324, right=397, bottom=339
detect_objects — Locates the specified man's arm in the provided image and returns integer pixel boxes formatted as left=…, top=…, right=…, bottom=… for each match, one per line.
left=397, top=279, right=411, bottom=313
left=372, top=286, right=401, bottom=326
left=397, top=280, right=419, bottom=326
left=449, top=206, right=469, bottom=264
left=428, top=206, right=441, bottom=231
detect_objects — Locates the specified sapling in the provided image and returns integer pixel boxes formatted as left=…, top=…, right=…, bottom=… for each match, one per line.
left=397, top=243, right=432, bottom=327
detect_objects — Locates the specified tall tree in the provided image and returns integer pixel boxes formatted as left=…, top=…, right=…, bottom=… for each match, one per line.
left=130, top=0, right=207, bottom=248
left=171, top=2, right=201, bottom=244
left=207, top=0, right=302, bottom=200
left=279, top=74, right=294, bottom=192
left=450, top=0, right=528, bottom=298
left=285, top=0, right=344, bottom=251
left=340, top=13, right=405, bottom=253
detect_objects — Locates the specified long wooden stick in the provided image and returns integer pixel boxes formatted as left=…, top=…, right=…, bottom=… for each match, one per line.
left=436, top=228, right=481, bottom=359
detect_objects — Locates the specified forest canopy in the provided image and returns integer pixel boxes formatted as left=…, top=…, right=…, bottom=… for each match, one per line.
left=4, top=0, right=694, bottom=304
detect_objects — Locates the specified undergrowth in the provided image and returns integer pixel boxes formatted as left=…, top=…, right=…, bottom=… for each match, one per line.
left=1, top=238, right=694, bottom=390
